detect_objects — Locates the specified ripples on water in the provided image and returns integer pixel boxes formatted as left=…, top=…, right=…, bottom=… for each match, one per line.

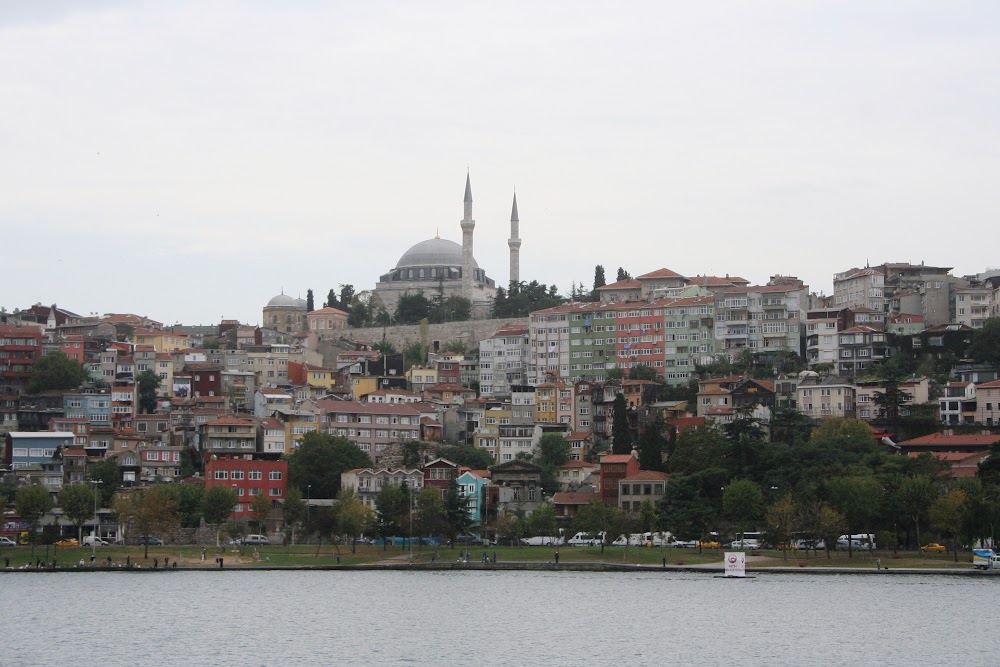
left=4, top=570, right=998, bottom=666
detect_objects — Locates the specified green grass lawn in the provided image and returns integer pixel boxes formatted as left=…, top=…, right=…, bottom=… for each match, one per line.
left=0, top=543, right=976, bottom=570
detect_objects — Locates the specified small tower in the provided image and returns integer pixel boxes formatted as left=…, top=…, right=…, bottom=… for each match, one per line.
left=461, top=172, right=476, bottom=300
left=508, top=191, right=521, bottom=286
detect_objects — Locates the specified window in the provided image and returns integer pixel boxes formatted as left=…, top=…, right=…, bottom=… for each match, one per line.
left=269, top=470, right=283, bottom=480
left=214, top=470, right=229, bottom=480
left=249, top=470, right=263, bottom=480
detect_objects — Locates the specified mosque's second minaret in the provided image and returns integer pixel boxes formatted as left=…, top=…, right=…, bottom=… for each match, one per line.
left=508, top=190, right=521, bottom=286
left=461, top=173, right=476, bottom=300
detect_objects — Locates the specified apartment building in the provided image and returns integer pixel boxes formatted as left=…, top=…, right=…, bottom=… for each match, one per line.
left=316, top=400, right=422, bottom=464
left=954, top=286, right=992, bottom=329
left=796, top=376, right=856, bottom=419
left=479, top=324, right=530, bottom=397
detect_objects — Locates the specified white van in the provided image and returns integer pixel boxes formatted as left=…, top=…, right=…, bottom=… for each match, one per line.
left=568, top=532, right=605, bottom=546
left=242, top=534, right=269, bottom=546
left=836, top=534, right=875, bottom=551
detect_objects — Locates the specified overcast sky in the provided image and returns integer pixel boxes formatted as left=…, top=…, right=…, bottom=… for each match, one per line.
left=2, top=1, right=997, bottom=326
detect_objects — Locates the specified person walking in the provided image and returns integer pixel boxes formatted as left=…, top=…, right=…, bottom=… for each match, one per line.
left=554, top=550, right=560, bottom=565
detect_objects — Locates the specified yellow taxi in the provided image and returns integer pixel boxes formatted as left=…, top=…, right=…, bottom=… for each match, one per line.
left=54, top=538, right=79, bottom=548
left=920, top=543, right=947, bottom=553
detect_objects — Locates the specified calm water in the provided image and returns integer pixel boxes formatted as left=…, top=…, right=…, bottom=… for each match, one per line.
left=3, top=570, right=998, bottom=666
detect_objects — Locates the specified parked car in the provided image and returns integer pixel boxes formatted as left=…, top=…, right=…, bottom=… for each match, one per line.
left=242, top=534, right=270, bottom=546
left=54, top=538, right=79, bottom=548
left=137, top=536, right=163, bottom=546
left=727, top=539, right=760, bottom=551
left=795, top=539, right=826, bottom=550
left=921, top=543, right=947, bottom=553
left=698, top=540, right=721, bottom=549
left=82, top=536, right=108, bottom=546
left=0, top=536, right=17, bottom=547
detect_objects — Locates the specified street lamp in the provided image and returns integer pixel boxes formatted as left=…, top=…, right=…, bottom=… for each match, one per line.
left=88, top=479, right=102, bottom=559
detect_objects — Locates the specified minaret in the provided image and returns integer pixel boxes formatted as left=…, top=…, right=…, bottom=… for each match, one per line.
left=461, top=172, right=476, bottom=301
left=508, top=190, right=521, bottom=286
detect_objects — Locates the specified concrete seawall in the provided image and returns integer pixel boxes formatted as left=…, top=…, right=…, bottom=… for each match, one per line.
left=3, top=562, right=995, bottom=576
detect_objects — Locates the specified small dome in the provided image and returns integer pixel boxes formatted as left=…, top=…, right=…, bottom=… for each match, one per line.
left=395, top=238, right=478, bottom=270
left=266, top=294, right=301, bottom=308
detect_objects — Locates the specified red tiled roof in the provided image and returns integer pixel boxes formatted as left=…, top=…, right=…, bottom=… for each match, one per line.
left=899, top=433, right=1000, bottom=447
left=977, top=380, right=1000, bottom=389
left=705, top=407, right=735, bottom=415
left=698, top=388, right=731, bottom=396
left=666, top=417, right=706, bottom=433
left=565, top=432, right=592, bottom=442
left=636, top=268, right=686, bottom=280
left=552, top=491, right=600, bottom=505
left=316, top=400, right=421, bottom=416
left=493, top=324, right=529, bottom=336
left=623, top=470, right=669, bottom=481
left=560, top=460, right=595, bottom=468
left=309, top=307, right=349, bottom=316
left=601, top=454, right=635, bottom=463
left=425, top=384, right=474, bottom=392
left=205, top=417, right=256, bottom=426
left=689, top=275, right=749, bottom=286
left=717, top=284, right=803, bottom=294
left=597, top=279, right=642, bottom=291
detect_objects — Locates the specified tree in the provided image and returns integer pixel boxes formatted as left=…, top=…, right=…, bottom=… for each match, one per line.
left=898, top=475, right=937, bottom=550
left=444, top=479, right=472, bottom=544
left=325, top=289, right=339, bottom=309
left=527, top=502, right=558, bottom=540
left=135, top=370, right=161, bottom=414
left=574, top=499, right=613, bottom=553
left=611, top=393, right=634, bottom=455
left=285, top=432, right=372, bottom=499
left=334, top=487, right=369, bottom=553
left=592, top=265, right=606, bottom=299
left=250, top=493, right=273, bottom=534
left=668, top=423, right=728, bottom=475
left=765, top=494, right=797, bottom=560
left=170, top=483, right=204, bottom=529
left=723, top=479, right=764, bottom=541
left=86, top=459, right=121, bottom=507
left=375, top=483, right=411, bottom=548
left=202, top=485, right=239, bottom=546
left=929, top=488, right=968, bottom=562
left=339, top=284, right=355, bottom=313
left=27, top=351, right=88, bottom=393
left=16, top=485, right=54, bottom=555
left=536, top=434, right=571, bottom=468
left=636, top=416, right=668, bottom=471
left=306, top=289, right=315, bottom=312
left=395, top=293, right=432, bottom=324
left=616, top=267, right=630, bottom=282
left=415, top=487, right=447, bottom=548
left=60, top=483, right=98, bottom=543
left=432, top=445, right=495, bottom=470
left=494, top=512, right=520, bottom=546
left=281, top=488, right=306, bottom=545
left=966, top=318, right=1000, bottom=371
left=826, top=476, right=884, bottom=558
left=112, top=486, right=179, bottom=559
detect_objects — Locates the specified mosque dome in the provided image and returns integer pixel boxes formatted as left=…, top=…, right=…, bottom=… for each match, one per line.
left=395, top=238, right=478, bottom=270
left=266, top=294, right=305, bottom=308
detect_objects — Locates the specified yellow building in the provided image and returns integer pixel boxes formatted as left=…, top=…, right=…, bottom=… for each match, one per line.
left=535, top=383, right=559, bottom=423
left=132, top=329, right=190, bottom=353
left=473, top=406, right=511, bottom=461
left=304, top=364, right=338, bottom=391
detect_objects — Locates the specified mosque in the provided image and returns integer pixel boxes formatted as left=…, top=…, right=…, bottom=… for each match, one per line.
left=373, top=173, right=521, bottom=319
left=263, top=174, right=522, bottom=328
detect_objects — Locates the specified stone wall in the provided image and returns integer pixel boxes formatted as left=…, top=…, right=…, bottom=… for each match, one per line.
left=325, top=317, right=529, bottom=356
